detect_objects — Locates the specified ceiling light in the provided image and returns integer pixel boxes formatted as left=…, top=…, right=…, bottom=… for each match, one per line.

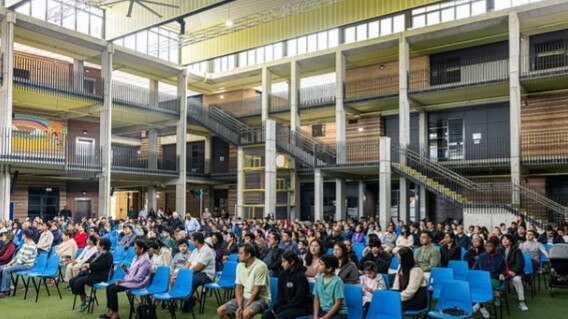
left=219, top=95, right=225, bottom=99
left=358, top=127, right=364, bottom=132
left=225, top=19, right=234, bottom=28
left=379, top=64, right=385, bottom=70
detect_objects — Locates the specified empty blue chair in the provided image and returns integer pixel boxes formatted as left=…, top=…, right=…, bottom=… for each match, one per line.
left=389, top=256, right=399, bottom=271
left=465, top=270, right=496, bottom=318
left=203, top=261, right=237, bottom=306
left=153, top=269, right=195, bottom=319
left=12, top=253, right=48, bottom=298
left=228, top=253, right=238, bottom=262
left=366, top=290, right=402, bottom=319
left=352, top=243, right=365, bottom=261
left=269, top=276, right=279, bottom=308
left=429, top=267, right=454, bottom=299
left=381, top=273, right=390, bottom=289
left=522, top=252, right=535, bottom=298
left=344, top=284, right=364, bottom=319
left=112, top=246, right=126, bottom=265
left=128, top=266, right=171, bottom=318
left=448, top=260, right=469, bottom=281
left=27, top=254, right=62, bottom=302
left=427, top=280, right=472, bottom=319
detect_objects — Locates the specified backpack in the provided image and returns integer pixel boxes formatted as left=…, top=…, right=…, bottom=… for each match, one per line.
left=135, top=304, right=157, bottom=319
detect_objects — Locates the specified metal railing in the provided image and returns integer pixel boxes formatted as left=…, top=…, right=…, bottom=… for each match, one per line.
left=111, top=81, right=179, bottom=115
left=521, top=131, right=568, bottom=166
left=207, top=96, right=262, bottom=117
left=522, top=42, right=568, bottom=75
left=299, top=83, right=336, bottom=108
left=345, top=73, right=399, bottom=101
left=275, top=126, right=336, bottom=167
left=13, top=54, right=103, bottom=101
left=334, top=139, right=380, bottom=166
left=269, top=91, right=290, bottom=113
left=409, top=54, right=509, bottom=92
left=111, top=145, right=177, bottom=173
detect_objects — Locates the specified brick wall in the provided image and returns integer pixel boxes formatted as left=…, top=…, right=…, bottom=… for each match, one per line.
left=12, top=177, right=67, bottom=221
left=66, top=180, right=99, bottom=216
left=203, top=89, right=259, bottom=117
left=522, top=93, right=568, bottom=157
left=67, top=119, right=100, bottom=147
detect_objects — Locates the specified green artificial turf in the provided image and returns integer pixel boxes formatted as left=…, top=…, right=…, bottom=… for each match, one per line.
left=0, top=278, right=566, bottom=319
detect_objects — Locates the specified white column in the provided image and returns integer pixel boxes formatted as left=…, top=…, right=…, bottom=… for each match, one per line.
left=73, top=59, right=84, bottom=93
left=335, top=52, right=347, bottom=221
left=261, top=67, right=272, bottom=122
left=358, top=181, right=365, bottom=218
left=265, top=119, right=277, bottom=217
left=314, top=168, right=324, bottom=222
left=399, top=36, right=410, bottom=223
left=176, top=69, right=188, bottom=217
left=148, top=185, right=157, bottom=212
left=237, top=146, right=244, bottom=218
left=148, top=129, right=158, bottom=170
left=98, top=44, right=113, bottom=218
left=290, top=61, right=301, bottom=131
left=0, top=12, right=15, bottom=220
left=418, top=110, right=428, bottom=220
left=149, top=79, right=159, bottom=110
left=204, top=136, right=212, bottom=174
left=509, top=12, right=522, bottom=205
left=379, top=137, right=392, bottom=230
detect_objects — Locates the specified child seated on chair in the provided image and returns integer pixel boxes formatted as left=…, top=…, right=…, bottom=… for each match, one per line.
left=312, top=254, right=348, bottom=319
left=169, top=239, right=190, bottom=287
left=359, top=261, right=387, bottom=315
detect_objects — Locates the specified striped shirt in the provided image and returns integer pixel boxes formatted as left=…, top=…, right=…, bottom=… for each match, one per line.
left=15, top=241, right=38, bottom=268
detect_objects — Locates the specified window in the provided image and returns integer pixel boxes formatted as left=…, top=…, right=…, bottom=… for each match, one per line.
left=431, top=57, right=461, bottom=85
left=312, top=124, right=326, bottom=137
left=532, top=39, right=568, bottom=71
left=412, top=0, right=486, bottom=28
left=28, top=187, right=59, bottom=220
left=428, top=118, right=463, bottom=161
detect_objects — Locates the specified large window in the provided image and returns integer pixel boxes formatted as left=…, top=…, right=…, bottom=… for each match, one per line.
left=494, top=0, right=543, bottom=11
left=15, top=0, right=104, bottom=38
left=114, top=27, right=180, bottom=64
left=412, top=0, right=486, bottom=28
left=344, top=14, right=405, bottom=44
left=28, top=187, right=59, bottom=221
left=429, top=118, right=464, bottom=161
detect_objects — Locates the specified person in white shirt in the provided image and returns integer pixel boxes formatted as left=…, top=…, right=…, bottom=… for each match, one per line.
left=37, top=222, right=54, bottom=252
left=64, top=235, right=98, bottom=283
left=138, top=207, right=148, bottom=220
left=185, top=214, right=201, bottom=235
left=186, top=232, right=215, bottom=294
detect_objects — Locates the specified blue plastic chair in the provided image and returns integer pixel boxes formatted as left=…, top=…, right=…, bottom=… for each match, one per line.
left=128, top=266, right=171, bottom=318
left=12, top=253, right=48, bottom=298
left=522, top=252, right=535, bottom=298
left=429, top=267, right=454, bottom=299
left=352, top=243, right=365, bottom=261
left=389, top=256, right=399, bottom=271
left=427, top=280, right=472, bottom=319
left=228, top=253, right=238, bottom=262
left=153, top=269, right=196, bottom=319
left=203, top=261, right=237, bottom=306
left=327, top=248, right=333, bottom=255
left=381, top=273, right=390, bottom=289
left=123, top=246, right=136, bottom=266
left=403, top=286, right=430, bottom=319
left=112, top=246, right=126, bottom=265
left=83, top=264, right=126, bottom=313
left=345, top=284, right=364, bottom=319
left=74, top=248, right=84, bottom=259
left=269, top=276, right=279, bottom=308
left=366, top=289, right=402, bottom=319
left=448, top=260, right=469, bottom=281
left=465, top=270, right=496, bottom=318
left=460, top=247, right=467, bottom=261
left=110, top=236, right=118, bottom=249
left=27, top=254, right=62, bottom=302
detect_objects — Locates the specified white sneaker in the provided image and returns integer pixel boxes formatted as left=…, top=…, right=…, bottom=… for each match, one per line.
left=480, top=307, right=490, bottom=319
left=519, top=301, right=529, bottom=311
left=473, top=303, right=481, bottom=313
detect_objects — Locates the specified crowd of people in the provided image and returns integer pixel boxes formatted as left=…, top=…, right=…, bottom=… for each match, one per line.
left=0, top=209, right=566, bottom=319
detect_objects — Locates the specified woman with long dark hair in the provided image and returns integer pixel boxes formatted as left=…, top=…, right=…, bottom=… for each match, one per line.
left=392, top=247, right=428, bottom=311
left=304, top=238, right=324, bottom=278
left=333, top=242, right=359, bottom=284
left=439, top=231, right=461, bottom=267
left=262, top=251, right=312, bottom=319
left=393, top=225, right=414, bottom=254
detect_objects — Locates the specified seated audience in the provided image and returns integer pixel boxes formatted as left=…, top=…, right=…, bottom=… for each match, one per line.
left=333, top=242, right=359, bottom=284
left=413, top=231, right=441, bottom=279
left=499, top=234, right=528, bottom=311
left=262, top=232, right=285, bottom=276
left=360, top=261, right=387, bottom=315
left=64, top=235, right=98, bottom=284
left=0, top=231, right=16, bottom=266
left=393, top=247, right=428, bottom=312
left=359, top=235, right=391, bottom=274
left=304, top=239, right=324, bottom=279
left=464, top=237, right=485, bottom=269
left=0, top=229, right=37, bottom=297
left=312, top=254, right=348, bottom=319
left=56, top=230, right=78, bottom=264
left=439, top=231, right=461, bottom=267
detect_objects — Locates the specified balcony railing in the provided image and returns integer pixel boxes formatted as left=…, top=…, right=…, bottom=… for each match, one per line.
left=208, top=96, right=262, bottom=117
left=345, top=73, right=399, bottom=102
left=269, top=92, right=290, bottom=113
left=111, top=145, right=178, bottom=173
left=300, top=83, right=336, bottom=108
left=111, top=81, right=179, bottom=115
left=334, top=139, right=380, bottom=166
left=521, top=43, right=568, bottom=78
left=13, top=54, right=103, bottom=101
left=521, top=131, right=568, bottom=166
left=409, top=55, right=509, bottom=93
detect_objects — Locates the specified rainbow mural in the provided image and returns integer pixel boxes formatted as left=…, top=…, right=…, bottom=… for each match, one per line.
left=12, top=114, right=67, bottom=152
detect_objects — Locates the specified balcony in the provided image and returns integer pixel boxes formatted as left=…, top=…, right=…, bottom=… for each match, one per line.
left=111, top=81, right=179, bottom=115
left=521, top=131, right=568, bottom=167
left=409, top=55, right=509, bottom=105
left=521, top=45, right=568, bottom=92
left=207, top=96, right=262, bottom=118
left=299, top=83, right=336, bottom=109
left=344, top=72, right=399, bottom=107
left=0, top=127, right=101, bottom=172
left=111, top=145, right=178, bottom=175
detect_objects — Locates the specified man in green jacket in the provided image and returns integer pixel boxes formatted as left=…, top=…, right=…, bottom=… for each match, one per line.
left=414, top=230, right=441, bottom=280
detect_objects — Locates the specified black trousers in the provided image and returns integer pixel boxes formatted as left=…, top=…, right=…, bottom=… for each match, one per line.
left=402, top=286, right=428, bottom=311
left=261, top=307, right=311, bottom=319
left=69, top=274, right=105, bottom=296
left=106, top=284, right=129, bottom=312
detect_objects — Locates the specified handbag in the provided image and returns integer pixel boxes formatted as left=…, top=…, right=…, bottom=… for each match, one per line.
left=440, top=307, right=468, bottom=316
left=135, top=304, right=157, bottom=319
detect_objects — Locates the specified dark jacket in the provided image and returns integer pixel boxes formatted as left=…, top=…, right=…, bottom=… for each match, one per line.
left=337, top=261, right=359, bottom=285
left=454, top=234, right=470, bottom=250
left=262, top=245, right=284, bottom=276
left=498, top=245, right=525, bottom=277
left=464, top=246, right=485, bottom=269
left=440, top=244, right=461, bottom=268
left=325, top=235, right=344, bottom=250
left=473, top=252, right=507, bottom=280
left=359, top=251, right=391, bottom=274
left=84, top=251, right=114, bottom=282
left=537, top=233, right=565, bottom=245
left=273, top=267, right=312, bottom=314
left=347, top=250, right=358, bottom=265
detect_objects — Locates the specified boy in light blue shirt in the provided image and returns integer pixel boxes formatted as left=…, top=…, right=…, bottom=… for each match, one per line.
left=313, top=254, right=348, bottom=319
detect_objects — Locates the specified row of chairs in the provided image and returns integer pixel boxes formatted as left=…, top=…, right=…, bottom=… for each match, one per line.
left=11, top=252, right=62, bottom=302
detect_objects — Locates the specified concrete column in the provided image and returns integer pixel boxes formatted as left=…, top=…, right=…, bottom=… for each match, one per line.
left=204, top=136, right=211, bottom=174
left=0, top=12, right=15, bottom=220
left=236, top=146, right=244, bottom=218
left=418, top=109, right=427, bottom=220
left=314, top=169, right=324, bottom=222
left=261, top=67, right=272, bottom=122
left=335, top=179, right=346, bottom=221
left=98, top=44, right=114, bottom=218
left=520, top=36, right=530, bottom=75
left=176, top=69, right=188, bottom=216
left=148, top=185, right=157, bottom=212
left=509, top=12, right=521, bottom=205
left=335, top=52, right=347, bottom=220
left=73, top=59, right=84, bottom=93
left=379, top=137, right=392, bottom=230
left=265, top=119, right=277, bottom=217
left=290, top=61, right=301, bottom=131
left=358, top=181, right=365, bottom=218
left=148, top=129, right=158, bottom=170
left=399, top=36, right=411, bottom=223
left=149, top=79, right=159, bottom=110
